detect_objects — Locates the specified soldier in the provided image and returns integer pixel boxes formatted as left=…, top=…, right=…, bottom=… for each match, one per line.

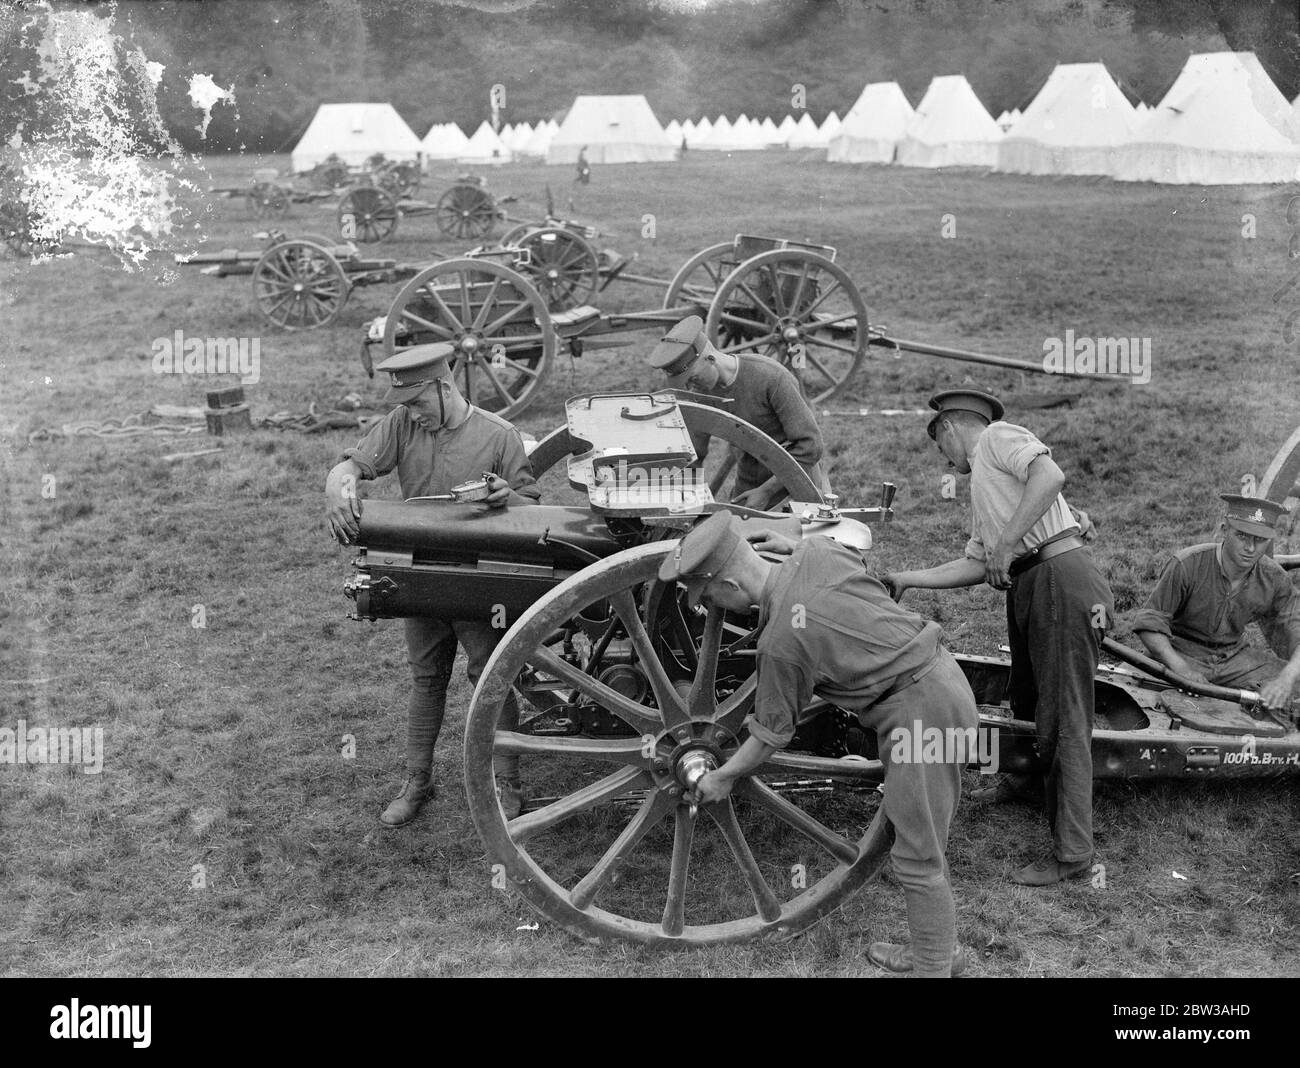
left=648, top=315, right=828, bottom=510
left=325, top=343, right=540, bottom=826
left=673, top=511, right=979, bottom=977
left=885, top=389, right=1113, bottom=887
left=1131, top=494, right=1300, bottom=708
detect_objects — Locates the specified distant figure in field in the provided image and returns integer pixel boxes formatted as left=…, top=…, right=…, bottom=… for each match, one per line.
left=575, top=146, right=590, bottom=185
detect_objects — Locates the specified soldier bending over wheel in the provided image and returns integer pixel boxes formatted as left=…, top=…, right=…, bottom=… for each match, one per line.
left=648, top=315, right=829, bottom=510
left=669, top=511, right=979, bottom=977
left=1132, top=493, right=1300, bottom=710
left=325, top=343, right=540, bottom=826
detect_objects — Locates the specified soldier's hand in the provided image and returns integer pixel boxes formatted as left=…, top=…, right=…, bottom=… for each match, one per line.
left=985, top=543, right=1015, bottom=591
left=692, top=769, right=734, bottom=806
left=1071, top=506, right=1098, bottom=543
left=881, top=572, right=907, bottom=602
left=730, top=486, right=773, bottom=511
left=482, top=473, right=511, bottom=509
left=745, top=527, right=798, bottom=556
left=327, top=479, right=362, bottom=544
left=1258, top=671, right=1297, bottom=710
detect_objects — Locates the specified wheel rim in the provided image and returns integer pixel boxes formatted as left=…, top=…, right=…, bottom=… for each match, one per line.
left=436, top=183, right=498, bottom=241
left=1260, top=427, right=1300, bottom=655
left=253, top=240, right=348, bottom=330
left=528, top=400, right=823, bottom=506
left=662, top=241, right=736, bottom=311
left=499, top=223, right=535, bottom=248
left=516, top=227, right=599, bottom=311
left=465, top=542, right=890, bottom=945
left=382, top=256, right=554, bottom=420
left=338, top=186, right=399, bottom=244
left=706, top=250, right=868, bottom=405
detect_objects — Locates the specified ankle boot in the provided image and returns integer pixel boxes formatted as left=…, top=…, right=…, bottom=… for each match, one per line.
left=379, top=771, right=436, bottom=828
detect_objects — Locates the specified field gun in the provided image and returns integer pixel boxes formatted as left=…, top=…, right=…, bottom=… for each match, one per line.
left=339, top=392, right=1300, bottom=945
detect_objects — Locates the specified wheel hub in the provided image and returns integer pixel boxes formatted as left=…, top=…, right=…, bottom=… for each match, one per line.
left=460, top=336, right=479, bottom=355
left=675, top=747, right=718, bottom=793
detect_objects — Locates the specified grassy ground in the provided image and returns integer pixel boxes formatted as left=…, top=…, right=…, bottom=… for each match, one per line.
left=2, top=150, right=1299, bottom=977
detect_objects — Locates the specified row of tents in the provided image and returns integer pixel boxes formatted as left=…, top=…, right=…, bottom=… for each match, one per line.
left=829, top=53, right=1300, bottom=184
left=290, top=53, right=1300, bottom=185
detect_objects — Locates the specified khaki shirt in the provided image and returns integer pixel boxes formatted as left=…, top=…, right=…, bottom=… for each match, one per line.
left=688, top=354, right=823, bottom=496
left=1130, top=543, right=1300, bottom=656
left=745, top=537, right=943, bottom=749
left=965, top=421, right=1077, bottom=563
left=342, top=406, right=540, bottom=503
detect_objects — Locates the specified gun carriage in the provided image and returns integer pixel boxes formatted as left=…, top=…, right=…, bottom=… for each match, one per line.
left=367, top=231, right=1124, bottom=422
left=341, top=392, right=1300, bottom=946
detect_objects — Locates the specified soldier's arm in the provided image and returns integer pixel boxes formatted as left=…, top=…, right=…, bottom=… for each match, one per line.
left=770, top=375, right=823, bottom=467
left=886, top=557, right=987, bottom=599
left=696, top=653, right=805, bottom=804
left=490, top=430, right=541, bottom=508
left=1134, top=630, right=1209, bottom=684
left=1132, top=557, right=1201, bottom=676
left=983, top=454, right=1066, bottom=588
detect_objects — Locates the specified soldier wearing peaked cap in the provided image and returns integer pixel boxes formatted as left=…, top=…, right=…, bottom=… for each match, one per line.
left=325, top=343, right=540, bottom=828
left=1132, top=494, right=1300, bottom=709
left=648, top=315, right=828, bottom=511
left=666, top=511, right=980, bottom=977
left=886, top=388, right=1114, bottom=887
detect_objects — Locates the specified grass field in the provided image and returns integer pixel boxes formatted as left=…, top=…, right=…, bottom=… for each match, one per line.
left=2, top=149, right=1299, bottom=977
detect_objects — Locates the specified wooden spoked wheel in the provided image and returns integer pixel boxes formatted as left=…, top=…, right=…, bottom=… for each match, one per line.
left=526, top=400, right=824, bottom=508
left=1261, top=426, right=1300, bottom=526
left=377, top=160, right=420, bottom=199
left=498, top=222, right=535, bottom=248
left=1260, top=425, right=1300, bottom=653
left=706, top=250, right=868, bottom=405
left=252, top=239, right=349, bottom=330
left=515, top=227, right=599, bottom=311
left=337, top=185, right=400, bottom=244
left=661, top=241, right=736, bottom=311
left=381, top=257, right=554, bottom=420
left=436, top=182, right=499, bottom=241
left=464, top=541, right=890, bottom=945
left=246, top=182, right=289, bottom=220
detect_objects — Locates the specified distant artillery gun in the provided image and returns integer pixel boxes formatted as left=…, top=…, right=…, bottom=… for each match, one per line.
left=364, top=231, right=1123, bottom=422
left=333, top=175, right=517, bottom=245
left=208, top=167, right=339, bottom=221
left=207, top=156, right=421, bottom=223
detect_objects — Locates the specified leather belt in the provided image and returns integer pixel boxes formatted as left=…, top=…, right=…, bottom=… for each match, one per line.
left=1008, top=533, right=1086, bottom=579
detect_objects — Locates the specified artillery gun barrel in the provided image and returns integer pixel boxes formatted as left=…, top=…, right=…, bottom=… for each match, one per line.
left=868, top=332, right=1130, bottom=383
